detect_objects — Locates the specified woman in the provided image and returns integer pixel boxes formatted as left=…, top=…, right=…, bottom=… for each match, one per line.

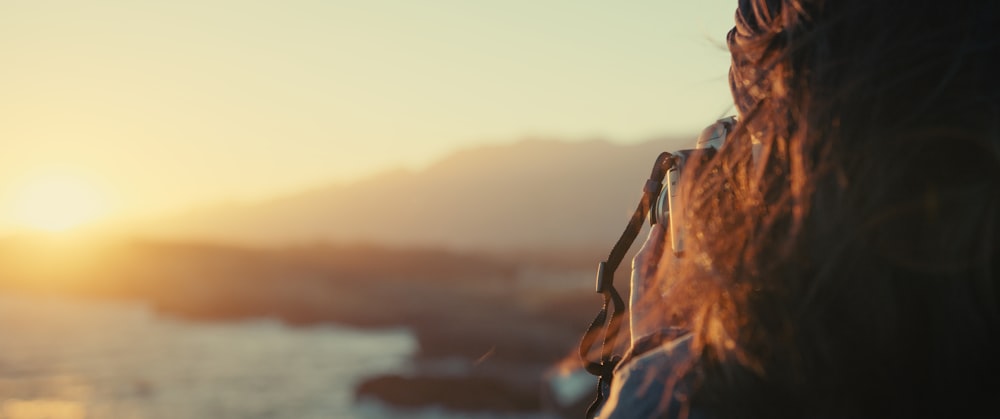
left=600, top=1, right=999, bottom=417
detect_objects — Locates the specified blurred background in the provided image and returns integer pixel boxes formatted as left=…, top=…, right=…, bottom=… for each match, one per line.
left=0, top=1, right=735, bottom=417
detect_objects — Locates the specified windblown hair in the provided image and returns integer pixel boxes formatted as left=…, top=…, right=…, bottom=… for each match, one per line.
left=654, top=0, right=1000, bottom=416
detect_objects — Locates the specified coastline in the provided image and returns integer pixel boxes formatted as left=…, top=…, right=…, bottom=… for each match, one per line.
left=0, top=239, right=604, bottom=417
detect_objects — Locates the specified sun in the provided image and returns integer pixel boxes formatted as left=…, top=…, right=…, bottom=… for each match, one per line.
left=10, top=175, right=108, bottom=233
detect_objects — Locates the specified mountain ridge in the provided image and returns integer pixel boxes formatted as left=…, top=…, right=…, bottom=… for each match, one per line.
left=134, top=136, right=694, bottom=250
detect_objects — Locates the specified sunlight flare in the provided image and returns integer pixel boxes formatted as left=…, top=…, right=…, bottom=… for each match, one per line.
left=9, top=175, right=108, bottom=232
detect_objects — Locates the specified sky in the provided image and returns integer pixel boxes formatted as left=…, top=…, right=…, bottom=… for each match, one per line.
left=0, top=1, right=737, bottom=234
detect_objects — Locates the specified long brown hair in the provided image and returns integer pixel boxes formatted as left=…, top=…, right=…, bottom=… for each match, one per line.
left=653, top=1, right=1000, bottom=416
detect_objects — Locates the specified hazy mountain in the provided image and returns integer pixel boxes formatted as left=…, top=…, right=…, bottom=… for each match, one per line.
left=136, top=136, right=694, bottom=250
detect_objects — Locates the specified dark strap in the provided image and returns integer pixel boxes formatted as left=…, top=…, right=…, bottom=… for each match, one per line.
left=580, top=152, right=674, bottom=418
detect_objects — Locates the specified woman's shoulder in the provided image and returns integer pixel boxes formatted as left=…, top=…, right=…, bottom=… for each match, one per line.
left=598, top=330, right=710, bottom=419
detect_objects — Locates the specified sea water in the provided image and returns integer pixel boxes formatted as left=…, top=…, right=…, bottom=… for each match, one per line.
left=0, top=292, right=417, bottom=419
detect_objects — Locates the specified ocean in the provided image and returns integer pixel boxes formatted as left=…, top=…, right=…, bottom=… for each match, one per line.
left=0, top=291, right=422, bottom=419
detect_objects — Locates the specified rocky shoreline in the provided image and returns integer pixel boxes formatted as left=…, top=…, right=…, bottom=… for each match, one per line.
left=0, top=238, right=608, bottom=417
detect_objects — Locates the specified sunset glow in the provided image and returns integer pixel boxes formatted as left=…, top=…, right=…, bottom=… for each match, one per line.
left=0, top=1, right=735, bottom=232
left=9, top=175, right=108, bottom=233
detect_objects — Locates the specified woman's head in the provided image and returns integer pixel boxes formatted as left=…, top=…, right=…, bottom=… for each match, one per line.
left=654, top=1, right=1000, bottom=416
